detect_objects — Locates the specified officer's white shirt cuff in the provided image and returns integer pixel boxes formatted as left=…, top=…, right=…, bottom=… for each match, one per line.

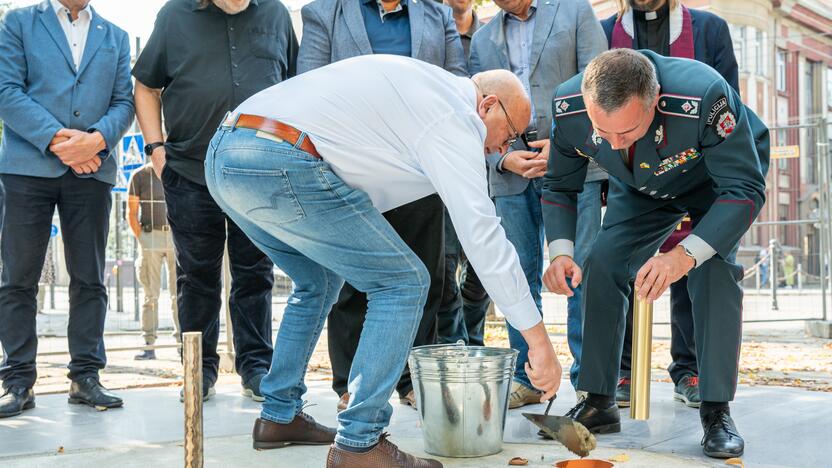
left=548, top=239, right=574, bottom=262
left=679, top=234, right=717, bottom=268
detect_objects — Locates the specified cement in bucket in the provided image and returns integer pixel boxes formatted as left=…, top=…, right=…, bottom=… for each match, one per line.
left=408, top=344, right=518, bottom=457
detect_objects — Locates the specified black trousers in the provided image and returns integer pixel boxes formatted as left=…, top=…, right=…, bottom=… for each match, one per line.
left=620, top=277, right=698, bottom=385
left=162, top=167, right=274, bottom=386
left=328, top=194, right=444, bottom=398
left=578, top=201, right=743, bottom=402
left=0, top=173, right=111, bottom=389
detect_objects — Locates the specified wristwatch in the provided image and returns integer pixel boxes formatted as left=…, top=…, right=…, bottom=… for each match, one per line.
left=681, top=245, right=697, bottom=268
left=144, top=141, right=164, bottom=156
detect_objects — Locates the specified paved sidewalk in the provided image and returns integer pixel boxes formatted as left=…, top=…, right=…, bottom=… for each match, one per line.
left=1, top=380, right=828, bottom=467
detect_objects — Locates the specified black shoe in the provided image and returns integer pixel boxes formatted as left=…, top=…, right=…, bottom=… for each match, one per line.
left=134, top=350, right=157, bottom=361
left=0, top=386, right=35, bottom=418
left=615, top=377, right=631, bottom=408
left=68, top=377, right=123, bottom=409
left=701, top=408, right=744, bottom=458
left=673, top=375, right=701, bottom=408
left=539, top=398, right=621, bottom=438
left=242, top=374, right=265, bottom=402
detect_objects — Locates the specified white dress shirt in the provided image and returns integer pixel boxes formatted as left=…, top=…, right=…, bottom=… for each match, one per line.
left=50, top=0, right=92, bottom=70
left=235, top=55, right=541, bottom=331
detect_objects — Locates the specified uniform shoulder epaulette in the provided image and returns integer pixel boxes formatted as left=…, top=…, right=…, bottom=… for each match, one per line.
left=657, top=93, right=701, bottom=119
left=553, top=93, right=586, bottom=118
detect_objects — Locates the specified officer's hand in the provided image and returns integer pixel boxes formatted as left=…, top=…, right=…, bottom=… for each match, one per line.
left=70, top=156, right=102, bottom=175
left=543, top=256, right=581, bottom=297
left=635, top=245, right=695, bottom=301
left=150, top=146, right=166, bottom=180
left=520, top=322, right=562, bottom=402
left=503, top=150, right=547, bottom=179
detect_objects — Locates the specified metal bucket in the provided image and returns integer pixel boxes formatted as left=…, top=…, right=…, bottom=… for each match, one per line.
left=408, top=344, right=518, bottom=458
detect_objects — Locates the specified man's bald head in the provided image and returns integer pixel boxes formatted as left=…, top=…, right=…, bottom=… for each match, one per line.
left=471, top=69, right=531, bottom=154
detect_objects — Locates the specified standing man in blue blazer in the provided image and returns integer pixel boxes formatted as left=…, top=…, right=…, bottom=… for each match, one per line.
left=297, top=0, right=467, bottom=415
left=0, top=0, right=134, bottom=418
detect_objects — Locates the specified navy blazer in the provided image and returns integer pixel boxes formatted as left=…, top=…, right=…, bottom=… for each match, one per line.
left=601, top=8, right=739, bottom=92
left=0, top=1, right=134, bottom=185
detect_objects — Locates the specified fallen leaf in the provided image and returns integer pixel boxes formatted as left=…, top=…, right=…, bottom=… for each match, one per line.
left=508, top=457, right=529, bottom=466
left=57, top=446, right=64, bottom=454
left=608, top=453, right=630, bottom=462
left=725, top=458, right=744, bottom=467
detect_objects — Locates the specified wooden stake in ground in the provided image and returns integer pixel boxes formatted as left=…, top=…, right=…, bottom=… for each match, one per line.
left=183, top=332, right=203, bottom=467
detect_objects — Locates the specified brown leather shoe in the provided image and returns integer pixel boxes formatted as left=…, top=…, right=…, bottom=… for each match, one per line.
left=399, top=390, right=417, bottom=410
left=326, top=434, right=442, bottom=468
left=336, top=392, right=349, bottom=413
left=252, top=414, right=336, bottom=450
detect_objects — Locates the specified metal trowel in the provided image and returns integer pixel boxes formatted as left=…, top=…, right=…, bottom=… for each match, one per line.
left=522, top=396, right=597, bottom=458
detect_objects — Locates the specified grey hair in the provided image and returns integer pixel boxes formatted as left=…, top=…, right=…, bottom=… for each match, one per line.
left=581, top=49, right=659, bottom=113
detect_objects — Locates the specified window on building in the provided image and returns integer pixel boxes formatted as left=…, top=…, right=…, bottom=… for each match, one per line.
left=827, top=67, right=832, bottom=109
left=755, top=30, right=764, bottom=75
left=731, top=25, right=746, bottom=72
left=776, top=50, right=787, bottom=92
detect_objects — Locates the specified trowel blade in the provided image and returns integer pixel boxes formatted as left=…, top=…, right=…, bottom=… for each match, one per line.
left=522, top=413, right=597, bottom=458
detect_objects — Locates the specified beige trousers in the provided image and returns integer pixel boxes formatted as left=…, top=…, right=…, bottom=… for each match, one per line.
left=138, top=229, right=180, bottom=345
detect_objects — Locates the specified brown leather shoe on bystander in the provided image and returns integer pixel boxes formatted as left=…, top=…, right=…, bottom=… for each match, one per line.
left=252, top=414, right=336, bottom=450
left=326, top=434, right=442, bottom=468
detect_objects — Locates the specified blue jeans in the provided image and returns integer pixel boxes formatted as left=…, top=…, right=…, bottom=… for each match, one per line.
left=564, top=180, right=604, bottom=388
left=205, top=127, right=429, bottom=449
left=496, top=180, right=544, bottom=389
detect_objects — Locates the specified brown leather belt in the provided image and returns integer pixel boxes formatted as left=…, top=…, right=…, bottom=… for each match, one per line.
left=223, top=113, right=320, bottom=158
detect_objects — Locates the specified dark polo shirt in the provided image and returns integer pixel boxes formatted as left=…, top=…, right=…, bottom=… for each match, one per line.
left=132, top=0, right=298, bottom=184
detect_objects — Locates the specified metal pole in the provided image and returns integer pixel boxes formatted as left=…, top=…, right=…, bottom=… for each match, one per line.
left=820, top=120, right=831, bottom=319
left=630, top=294, right=653, bottom=420
left=817, top=120, right=829, bottom=321
left=755, top=265, right=760, bottom=291
left=115, top=193, right=124, bottom=313
left=183, top=332, right=203, bottom=468
left=770, top=238, right=778, bottom=311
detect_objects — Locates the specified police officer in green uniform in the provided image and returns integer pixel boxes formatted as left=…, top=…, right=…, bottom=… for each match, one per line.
left=541, top=49, right=769, bottom=459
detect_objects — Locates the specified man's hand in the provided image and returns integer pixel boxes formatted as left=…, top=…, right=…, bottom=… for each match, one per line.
left=150, top=146, right=166, bottom=180
left=502, top=150, right=548, bottom=179
left=543, top=255, right=582, bottom=297
left=634, top=245, right=695, bottom=301
left=69, top=156, right=102, bottom=175
left=520, top=322, right=562, bottom=402
left=50, top=128, right=106, bottom=166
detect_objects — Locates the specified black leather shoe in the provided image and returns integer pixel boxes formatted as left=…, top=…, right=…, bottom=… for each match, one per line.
left=701, top=408, right=744, bottom=458
left=540, top=398, right=621, bottom=439
left=0, top=386, right=35, bottom=418
left=68, top=377, right=123, bottom=409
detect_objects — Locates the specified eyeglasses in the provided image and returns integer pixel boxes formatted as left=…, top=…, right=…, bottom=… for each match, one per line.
left=483, top=94, right=521, bottom=149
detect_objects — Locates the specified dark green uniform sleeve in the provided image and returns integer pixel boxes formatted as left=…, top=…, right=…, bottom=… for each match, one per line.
left=541, top=116, right=588, bottom=251
left=692, top=79, right=769, bottom=259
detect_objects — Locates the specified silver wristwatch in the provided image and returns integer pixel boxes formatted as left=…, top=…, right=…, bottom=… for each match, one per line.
left=681, top=245, right=697, bottom=268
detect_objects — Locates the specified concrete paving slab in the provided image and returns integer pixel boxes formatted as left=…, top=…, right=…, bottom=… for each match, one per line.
left=0, top=380, right=828, bottom=467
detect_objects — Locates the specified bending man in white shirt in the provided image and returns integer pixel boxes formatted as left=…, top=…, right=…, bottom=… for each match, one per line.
left=204, top=54, right=561, bottom=468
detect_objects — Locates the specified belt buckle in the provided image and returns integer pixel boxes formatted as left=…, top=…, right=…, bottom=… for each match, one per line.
left=222, top=112, right=242, bottom=129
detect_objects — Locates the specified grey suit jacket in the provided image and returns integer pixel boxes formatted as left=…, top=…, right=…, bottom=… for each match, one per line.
left=469, top=0, right=607, bottom=198
left=298, top=0, right=466, bottom=76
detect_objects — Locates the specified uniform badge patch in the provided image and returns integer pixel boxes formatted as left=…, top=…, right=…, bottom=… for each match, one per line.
left=654, top=124, right=664, bottom=144
left=639, top=162, right=650, bottom=169
left=591, top=129, right=603, bottom=146
left=706, top=96, right=728, bottom=125
left=653, top=148, right=701, bottom=176
left=716, top=111, right=736, bottom=138
left=553, top=93, right=587, bottom=117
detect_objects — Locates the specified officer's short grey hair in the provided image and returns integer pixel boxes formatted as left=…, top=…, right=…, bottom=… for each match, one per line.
left=581, top=49, right=660, bottom=113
